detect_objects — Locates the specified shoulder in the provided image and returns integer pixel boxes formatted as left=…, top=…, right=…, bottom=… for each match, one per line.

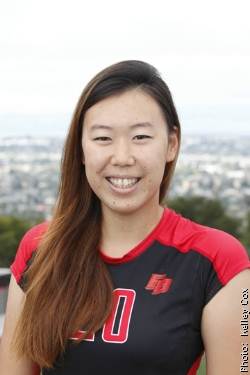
left=10, top=222, right=49, bottom=285
left=159, top=208, right=250, bottom=285
left=186, top=220, right=250, bottom=285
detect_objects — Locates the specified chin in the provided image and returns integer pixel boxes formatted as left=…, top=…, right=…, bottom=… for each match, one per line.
left=102, top=201, right=144, bottom=215
left=105, top=195, right=158, bottom=214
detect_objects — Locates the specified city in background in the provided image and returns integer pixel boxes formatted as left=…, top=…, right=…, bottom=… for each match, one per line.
left=1, top=133, right=249, bottom=223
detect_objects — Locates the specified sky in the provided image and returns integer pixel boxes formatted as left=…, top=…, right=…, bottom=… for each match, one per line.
left=0, top=0, right=250, bottom=137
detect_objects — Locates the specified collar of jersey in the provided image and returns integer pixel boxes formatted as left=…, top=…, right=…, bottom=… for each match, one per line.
left=98, top=207, right=172, bottom=264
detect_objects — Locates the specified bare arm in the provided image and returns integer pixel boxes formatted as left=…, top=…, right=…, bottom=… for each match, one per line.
left=0, top=274, right=40, bottom=375
left=201, top=269, right=250, bottom=375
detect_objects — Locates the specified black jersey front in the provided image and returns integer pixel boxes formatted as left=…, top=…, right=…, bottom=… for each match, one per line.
left=10, top=207, right=250, bottom=375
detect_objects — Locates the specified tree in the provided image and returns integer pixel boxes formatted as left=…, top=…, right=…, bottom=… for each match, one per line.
left=166, top=196, right=242, bottom=239
left=0, top=216, right=43, bottom=267
left=241, top=211, right=250, bottom=255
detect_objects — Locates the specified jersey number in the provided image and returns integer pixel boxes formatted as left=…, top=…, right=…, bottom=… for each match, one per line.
left=70, top=288, right=136, bottom=344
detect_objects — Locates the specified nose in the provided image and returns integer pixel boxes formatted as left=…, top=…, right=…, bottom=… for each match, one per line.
left=111, top=138, right=135, bottom=166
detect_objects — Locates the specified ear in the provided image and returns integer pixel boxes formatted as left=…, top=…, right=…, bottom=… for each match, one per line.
left=166, top=127, right=179, bottom=162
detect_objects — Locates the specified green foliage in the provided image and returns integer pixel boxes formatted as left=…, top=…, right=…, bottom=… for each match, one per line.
left=0, top=196, right=249, bottom=269
left=0, top=216, right=43, bottom=267
left=166, top=195, right=250, bottom=257
left=197, top=355, right=206, bottom=374
left=167, top=196, right=242, bottom=238
left=241, top=211, right=250, bottom=251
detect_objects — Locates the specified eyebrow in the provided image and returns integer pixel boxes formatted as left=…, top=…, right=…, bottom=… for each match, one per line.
left=89, top=122, right=154, bottom=132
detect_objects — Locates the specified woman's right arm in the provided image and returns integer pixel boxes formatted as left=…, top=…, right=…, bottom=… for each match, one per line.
left=0, top=274, right=41, bottom=375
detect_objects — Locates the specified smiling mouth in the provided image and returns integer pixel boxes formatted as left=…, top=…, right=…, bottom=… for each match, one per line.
left=105, top=177, right=141, bottom=188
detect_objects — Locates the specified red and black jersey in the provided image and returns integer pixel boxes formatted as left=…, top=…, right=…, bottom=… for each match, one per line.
left=10, top=207, right=250, bottom=375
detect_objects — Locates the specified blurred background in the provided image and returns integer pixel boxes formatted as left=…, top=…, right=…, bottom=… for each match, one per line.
left=1, top=1, right=250, bottom=373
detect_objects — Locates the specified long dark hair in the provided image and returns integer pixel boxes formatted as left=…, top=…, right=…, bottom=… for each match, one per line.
left=11, top=60, right=182, bottom=369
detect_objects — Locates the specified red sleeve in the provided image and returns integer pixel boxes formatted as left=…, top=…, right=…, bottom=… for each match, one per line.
left=10, top=222, right=49, bottom=286
left=200, top=229, right=250, bottom=305
left=202, top=229, right=250, bottom=285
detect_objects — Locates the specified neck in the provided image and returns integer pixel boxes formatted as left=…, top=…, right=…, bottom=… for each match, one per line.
left=100, top=203, right=165, bottom=257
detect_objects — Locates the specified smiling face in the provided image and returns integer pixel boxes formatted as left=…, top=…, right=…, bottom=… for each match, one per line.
left=81, top=88, right=179, bottom=215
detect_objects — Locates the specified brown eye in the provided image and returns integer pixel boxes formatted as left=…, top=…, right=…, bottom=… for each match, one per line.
left=94, top=137, right=110, bottom=141
left=134, top=135, right=152, bottom=140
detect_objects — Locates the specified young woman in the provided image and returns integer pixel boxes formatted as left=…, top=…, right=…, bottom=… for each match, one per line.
left=0, top=60, right=249, bottom=375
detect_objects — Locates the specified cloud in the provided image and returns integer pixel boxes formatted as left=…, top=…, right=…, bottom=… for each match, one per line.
left=0, top=0, right=249, bottom=134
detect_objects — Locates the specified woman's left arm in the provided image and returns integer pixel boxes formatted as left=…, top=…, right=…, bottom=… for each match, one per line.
left=201, top=269, right=250, bottom=375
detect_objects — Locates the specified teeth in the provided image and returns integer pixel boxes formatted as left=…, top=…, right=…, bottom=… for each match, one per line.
left=108, top=178, right=139, bottom=188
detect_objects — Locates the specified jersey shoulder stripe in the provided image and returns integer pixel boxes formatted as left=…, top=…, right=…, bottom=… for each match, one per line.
left=156, top=209, right=250, bottom=285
